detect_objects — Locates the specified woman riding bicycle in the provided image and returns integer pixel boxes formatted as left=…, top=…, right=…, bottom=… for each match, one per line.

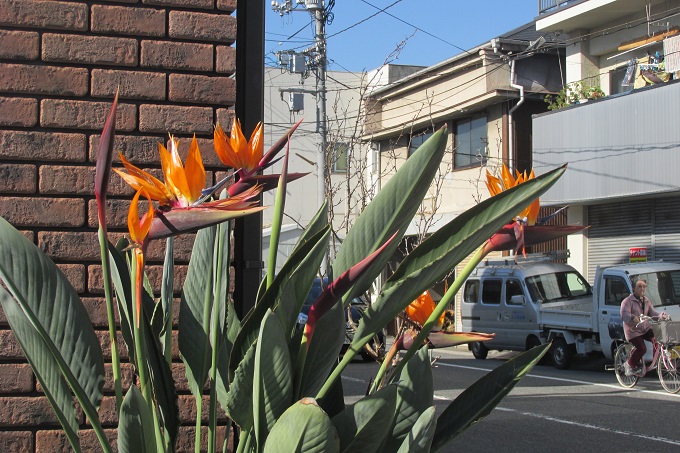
left=620, top=277, right=669, bottom=376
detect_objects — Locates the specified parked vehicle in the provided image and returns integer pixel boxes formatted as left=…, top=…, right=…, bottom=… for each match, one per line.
left=296, top=278, right=386, bottom=362
left=461, top=252, right=680, bottom=369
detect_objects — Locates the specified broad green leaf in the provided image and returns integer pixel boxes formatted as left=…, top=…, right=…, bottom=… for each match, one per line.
left=352, top=165, right=566, bottom=347
left=396, top=406, right=436, bottom=453
left=0, top=217, right=105, bottom=450
left=380, top=347, right=433, bottom=452
left=431, top=342, right=550, bottom=452
left=332, top=127, right=448, bottom=304
left=298, top=302, right=345, bottom=398
left=108, top=239, right=135, bottom=364
left=254, top=310, right=293, bottom=448
left=118, top=385, right=158, bottom=453
left=160, top=236, right=174, bottom=361
left=225, top=339, right=256, bottom=430
left=263, top=398, right=340, bottom=453
left=216, top=301, right=240, bottom=416
left=229, top=227, right=330, bottom=382
left=331, top=384, right=397, bottom=452
left=179, top=226, right=216, bottom=399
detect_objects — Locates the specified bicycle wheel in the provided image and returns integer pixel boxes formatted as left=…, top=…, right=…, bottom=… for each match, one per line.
left=658, top=347, right=680, bottom=394
left=615, top=343, right=638, bottom=388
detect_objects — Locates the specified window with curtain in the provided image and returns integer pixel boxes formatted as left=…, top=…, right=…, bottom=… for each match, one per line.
left=331, top=142, right=349, bottom=173
left=454, top=115, right=487, bottom=169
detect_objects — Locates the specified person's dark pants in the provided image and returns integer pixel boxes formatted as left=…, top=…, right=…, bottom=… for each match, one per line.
left=628, top=329, right=655, bottom=368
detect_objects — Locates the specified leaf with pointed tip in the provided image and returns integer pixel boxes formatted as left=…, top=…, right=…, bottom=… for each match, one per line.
left=148, top=206, right=266, bottom=241
left=108, top=240, right=135, bottom=364
left=0, top=217, right=105, bottom=452
left=254, top=310, right=293, bottom=447
left=352, top=165, right=567, bottom=349
left=299, top=302, right=345, bottom=397
left=396, top=406, right=436, bottom=453
left=263, top=398, right=340, bottom=453
left=380, top=347, right=433, bottom=452
left=179, top=226, right=216, bottom=399
left=225, top=339, right=256, bottom=430
left=94, top=91, right=118, bottom=226
left=332, top=127, right=449, bottom=305
left=118, top=385, right=158, bottom=453
left=216, top=301, right=240, bottom=416
left=331, top=384, right=397, bottom=452
left=431, top=342, right=550, bottom=451
left=426, top=331, right=495, bottom=349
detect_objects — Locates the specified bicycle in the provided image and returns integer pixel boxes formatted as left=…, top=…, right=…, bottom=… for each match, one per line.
left=613, top=315, right=680, bottom=393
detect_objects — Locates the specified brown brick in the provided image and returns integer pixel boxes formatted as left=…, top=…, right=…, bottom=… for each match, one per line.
left=217, top=0, right=237, bottom=12
left=0, top=364, right=34, bottom=393
left=39, top=231, right=102, bottom=262
left=143, top=0, right=214, bottom=9
left=172, top=136, right=224, bottom=167
left=0, top=397, right=70, bottom=426
left=216, top=109, right=235, bottom=130
left=0, top=131, right=86, bottom=162
left=0, top=330, right=23, bottom=359
left=0, top=0, right=88, bottom=31
left=40, top=99, right=137, bottom=132
left=89, top=134, right=164, bottom=166
left=0, top=431, right=34, bottom=453
left=216, top=46, right=235, bottom=74
left=0, top=64, right=88, bottom=96
left=0, top=197, right=85, bottom=228
left=36, top=429, right=117, bottom=453
left=141, top=41, right=213, bottom=71
left=56, top=263, right=87, bottom=293
left=81, top=297, right=116, bottom=328
left=42, top=34, right=138, bottom=66
left=0, top=29, right=39, bottom=60
left=169, top=11, right=236, bottom=43
left=176, top=426, right=230, bottom=453
left=87, top=198, right=131, bottom=230
left=0, top=97, right=38, bottom=127
left=92, top=4, right=166, bottom=37
left=39, top=165, right=93, bottom=195
left=97, top=330, right=129, bottom=361
left=179, top=395, right=228, bottom=424
left=92, top=69, right=166, bottom=101
left=169, top=74, right=235, bottom=105
left=103, top=363, right=135, bottom=394
left=0, top=164, right=36, bottom=193
left=88, top=264, right=188, bottom=294
left=139, top=104, right=213, bottom=134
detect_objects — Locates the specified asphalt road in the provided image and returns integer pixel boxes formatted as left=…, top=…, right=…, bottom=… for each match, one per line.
left=341, top=347, right=680, bottom=453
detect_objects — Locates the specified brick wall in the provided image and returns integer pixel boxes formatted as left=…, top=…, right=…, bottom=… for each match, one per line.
left=0, top=0, right=238, bottom=451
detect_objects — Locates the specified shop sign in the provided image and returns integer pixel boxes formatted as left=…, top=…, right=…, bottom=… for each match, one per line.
left=629, top=247, right=647, bottom=263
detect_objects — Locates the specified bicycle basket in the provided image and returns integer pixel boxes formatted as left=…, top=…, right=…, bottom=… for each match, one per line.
left=650, top=320, right=680, bottom=345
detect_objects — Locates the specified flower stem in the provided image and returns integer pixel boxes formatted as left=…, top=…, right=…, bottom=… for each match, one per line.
left=386, top=247, right=486, bottom=385
left=97, top=227, right=123, bottom=413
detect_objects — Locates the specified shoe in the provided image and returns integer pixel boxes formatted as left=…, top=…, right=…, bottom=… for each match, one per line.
left=624, top=362, right=634, bottom=376
left=632, top=366, right=644, bottom=376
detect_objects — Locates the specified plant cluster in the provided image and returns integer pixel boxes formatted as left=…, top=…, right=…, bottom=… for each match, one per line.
left=0, top=95, right=578, bottom=452
left=545, top=81, right=606, bottom=110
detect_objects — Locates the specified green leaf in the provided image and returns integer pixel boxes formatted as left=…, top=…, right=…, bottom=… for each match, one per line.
left=431, top=342, right=550, bottom=451
left=108, top=239, right=135, bottom=364
left=216, top=301, right=240, bottom=416
left=254, top=310, right=294, bottom=448
left=179, top=226, right=216, bottom=399
left=117, top=385, right=158, bottom=453
left=160, top=236, right=174, bottom=361
left=225, top=339, right=256, bottom=430
left=229, top=227, right=330, bottom=382
left=332, top=127, right=448, bottom=304
left=263, top=398, right=340, bottom=453
left=0, top=217, right=105, bottom=451
left=352, top=165, right=566, bottom=346
left=331, top=384, right=397, bottom=452
left=380, top=347, right=433, bottom=452
left=395, top=406, right=436, bottom=453
left=317, top=372, right=345, bottom=419
left=299, top=302, right=345, bottom=398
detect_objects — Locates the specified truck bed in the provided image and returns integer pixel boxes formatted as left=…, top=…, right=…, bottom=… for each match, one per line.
left=539, top=297, right=597, bottom=331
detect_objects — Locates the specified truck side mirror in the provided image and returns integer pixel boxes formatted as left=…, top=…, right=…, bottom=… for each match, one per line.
left=510, top=295, right=526, bottom=306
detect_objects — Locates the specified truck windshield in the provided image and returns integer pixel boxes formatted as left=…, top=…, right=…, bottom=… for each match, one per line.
left=630, top=271, right=680, bottom=307
left=525, top=271, right=592, bottom=303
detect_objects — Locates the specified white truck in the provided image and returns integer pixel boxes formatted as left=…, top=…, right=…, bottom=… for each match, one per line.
left=461, top=254, right=680, bottom=369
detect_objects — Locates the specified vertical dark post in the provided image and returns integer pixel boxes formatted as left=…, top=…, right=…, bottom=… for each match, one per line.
left=234, top=0, right=264, bottom=318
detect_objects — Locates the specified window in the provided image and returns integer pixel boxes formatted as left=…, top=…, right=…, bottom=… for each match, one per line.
left=331, top=142, right=349, bottom=173
left=454, top=115, right=487, bottom=169
left=609, top=65, right=634, bottom=95
left=604, top=277, right=629, bottom=306
left=464, top=280, right=480, bottom=304
left=525, top=271, right=592, bottom=303
left=506, top=279, right=524, bottom=305
left=408, top=130, right=433, bottom=158
left=481, top=279, right=502, bottom=305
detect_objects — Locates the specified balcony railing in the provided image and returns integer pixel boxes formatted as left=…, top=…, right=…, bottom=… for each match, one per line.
left=538, top=0, right=581, bottom=15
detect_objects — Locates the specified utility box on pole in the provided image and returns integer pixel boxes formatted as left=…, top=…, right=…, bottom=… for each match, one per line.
left=288, top=93, right=304, bottom=112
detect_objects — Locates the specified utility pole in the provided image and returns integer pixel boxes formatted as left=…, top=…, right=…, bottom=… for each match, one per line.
left=272, top=0, right=330, bottom=274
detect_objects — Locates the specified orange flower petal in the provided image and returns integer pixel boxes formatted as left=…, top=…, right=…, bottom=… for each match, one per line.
left=185, top=135, right=206, bottom=203
left=128, top=189, right=154, bottom=245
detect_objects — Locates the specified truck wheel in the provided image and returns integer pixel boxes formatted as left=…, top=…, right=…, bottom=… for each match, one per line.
left=551, top=338, right=572, bottom=369
left=471, top=342, right=488, bottom=360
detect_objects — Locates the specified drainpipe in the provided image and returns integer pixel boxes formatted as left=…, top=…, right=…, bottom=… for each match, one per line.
left=508, top=58, right=524, bottom=175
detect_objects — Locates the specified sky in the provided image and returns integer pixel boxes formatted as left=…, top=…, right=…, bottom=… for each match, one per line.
left=266, top=0, right=539, bottom=73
